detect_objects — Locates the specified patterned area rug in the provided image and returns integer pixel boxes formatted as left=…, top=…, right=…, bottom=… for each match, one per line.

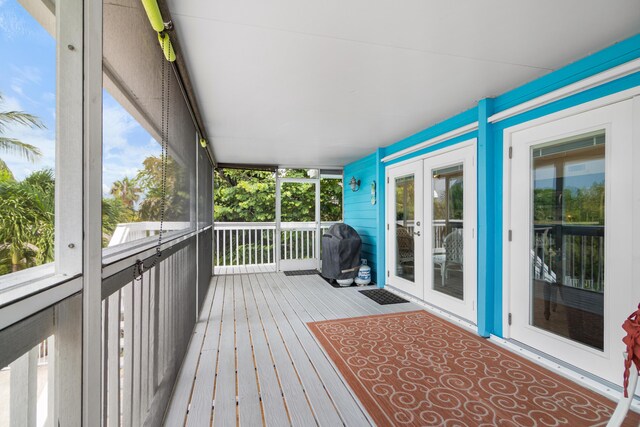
left=308, top=310, right=639, bottom=426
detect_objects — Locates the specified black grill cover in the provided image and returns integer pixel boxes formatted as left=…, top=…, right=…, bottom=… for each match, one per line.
left=321, top=223, right=362, bottom=280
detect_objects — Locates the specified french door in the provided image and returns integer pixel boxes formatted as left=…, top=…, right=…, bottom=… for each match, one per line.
left=423, top=145, right=476, bottom=322
left=387, top=162, right=424, bottom=299
left=386, top=142, right=477, bottom=323
left=508, top=99, right=634, bottom=383
left=276, top=178, right=320, bottom=271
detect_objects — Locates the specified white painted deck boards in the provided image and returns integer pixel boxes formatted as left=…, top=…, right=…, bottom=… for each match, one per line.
left=213, top=264, right=277, bottom=276
left=164, top=271, right=421, bottom=426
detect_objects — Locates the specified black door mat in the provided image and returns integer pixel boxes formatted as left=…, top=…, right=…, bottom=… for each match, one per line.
left=283, top=269, right=320, bottom=276
left=318, top=274, right=358, bottom=288
left=359, top=289, right=409, bottom=305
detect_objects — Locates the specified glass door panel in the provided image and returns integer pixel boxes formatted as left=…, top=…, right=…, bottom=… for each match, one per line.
left=422, top=144, right=476, bottom=323
left=509, top=100, right=634, bottom=385
left=395, top=175, right=416, bottom=282
left=431, top=164, right=464, bottom=300
left=530, top=131, right=605, bottom=350
left=386, top=161, right=423, bottom=298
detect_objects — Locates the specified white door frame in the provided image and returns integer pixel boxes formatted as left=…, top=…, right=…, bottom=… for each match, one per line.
left=385, top=139, right=477, bottom=319
left=503, top=97, right=637, bottom=384
left=385, top=160, right=424, bottom=299
left=422, top=142, right=477, bottom=323
left=275, top=175, right=321, bottom=271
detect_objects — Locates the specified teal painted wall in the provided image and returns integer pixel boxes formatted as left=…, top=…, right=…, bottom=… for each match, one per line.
left=343, top=33, right=640, bottom=336
left=343, top=153, right=379, bottom=282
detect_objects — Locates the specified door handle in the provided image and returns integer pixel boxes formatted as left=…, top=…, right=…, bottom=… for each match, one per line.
left=413, top=231, right=421, bottom=236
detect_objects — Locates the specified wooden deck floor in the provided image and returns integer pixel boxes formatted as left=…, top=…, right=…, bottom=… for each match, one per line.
left=163, top=271, right=421, bottom=426
left=213, top=264, right=277, bottom=275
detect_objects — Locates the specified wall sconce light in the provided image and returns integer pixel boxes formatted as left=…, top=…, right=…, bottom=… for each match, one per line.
left=349, top=176, right=361, bottom=192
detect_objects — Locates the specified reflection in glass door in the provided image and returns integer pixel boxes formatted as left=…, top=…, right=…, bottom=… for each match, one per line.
left=422, top=143, right=476, bottom=323
left=395, top=175, right=416, bottom=282
left=387, top=161, right=423, bottom=299
left=431, top=164, right=464, bottom=299
left=508, top=100, right=634, bottom=384
left=530, top=131, right=605, bottom=350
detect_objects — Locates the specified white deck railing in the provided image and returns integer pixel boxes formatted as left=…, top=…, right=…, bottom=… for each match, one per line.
left=108, top=221, right=191, bottom=247
left=214, top=222, right=339, bottom=267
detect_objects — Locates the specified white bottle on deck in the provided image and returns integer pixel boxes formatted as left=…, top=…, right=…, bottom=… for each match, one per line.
left=355, top=259, right=371, bottom=286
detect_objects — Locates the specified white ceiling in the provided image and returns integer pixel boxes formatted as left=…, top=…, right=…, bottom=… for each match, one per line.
left=166, top=0, right=640, bottom=167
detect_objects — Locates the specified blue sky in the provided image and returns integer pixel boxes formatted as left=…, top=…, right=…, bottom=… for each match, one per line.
left=0, top=0, right=160, bottom=195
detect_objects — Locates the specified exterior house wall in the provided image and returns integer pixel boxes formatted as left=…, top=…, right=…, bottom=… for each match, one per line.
left=343, top=152, right=379, bottom=281
left=343, top=32, right=640, bottom=336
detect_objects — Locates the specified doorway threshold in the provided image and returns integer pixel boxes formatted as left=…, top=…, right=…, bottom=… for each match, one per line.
left=385, top=286, right=477, bottom=334
left=490, top=335, right=640, bottom=414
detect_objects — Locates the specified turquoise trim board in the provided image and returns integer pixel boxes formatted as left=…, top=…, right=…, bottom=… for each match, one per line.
left=343, top=33, right=640, bottom=337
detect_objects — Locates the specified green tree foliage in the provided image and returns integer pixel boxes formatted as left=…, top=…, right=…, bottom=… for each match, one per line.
left=0, top=92, right=45, bottom=162
left=320, top=178, right=342, bottom=222
left=214, top=169, right=276, bottom=222
left=0, top=159, right=15, bottom=183
left=0, top=169, right=54, bottom=273
left=110, top=176, right=141, bottom=209
left=101, top=197, right=135, bottom=247
left=214, top=168, right=343, bottom=222
left=533, top=182, right=604, bottom=224
left=136, top=155, right=189, bottom=221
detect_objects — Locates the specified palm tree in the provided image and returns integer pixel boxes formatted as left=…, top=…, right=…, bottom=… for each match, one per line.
left=110, top=176, right=141, bottom=209
left=0, top=92, right=45, bottom=162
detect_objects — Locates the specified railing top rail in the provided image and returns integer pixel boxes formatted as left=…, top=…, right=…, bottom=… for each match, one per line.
left=213, top=221, right=340, bottom=230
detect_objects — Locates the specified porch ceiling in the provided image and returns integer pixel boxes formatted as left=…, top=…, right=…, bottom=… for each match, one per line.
left=166, top=0, right=640, bottom=167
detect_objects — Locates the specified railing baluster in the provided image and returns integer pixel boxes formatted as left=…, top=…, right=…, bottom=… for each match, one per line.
left=47, top=335, right=55, bottom=427
left=254, top=229, right=258, bottom=265
left=295, top=230, right=299, bottom=260
left=235, top=229, right=239, bottom=266
left=271, top=229, right=275, bottom=263
left=102, top=299, right=109, bottom=426
left=223, top=230, right=227, bottom=267
left=123, top=283, right=134, bottom=427
left=108, top=290, right=121, bottom=427
left=141, top=273, right=150, bottom=414
left=242, top=229, right=246, bottom=266
left=132, top=277, right=142, bottom=427
left=9, top=346, right=38, bottom=426
left=216, top=229, right=220, bottom=267
left=261, top=229, right=264, bottom=264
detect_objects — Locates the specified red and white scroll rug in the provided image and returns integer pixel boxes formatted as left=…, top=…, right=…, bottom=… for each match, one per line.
left=308, top=310, right=639, bottom=426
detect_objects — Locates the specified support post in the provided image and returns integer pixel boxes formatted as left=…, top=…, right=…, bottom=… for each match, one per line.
left=477, top=98, right=495, bottom=337
left=376, top=147, right=387, bottom=288
left=82, top=0, right=104, bottom=423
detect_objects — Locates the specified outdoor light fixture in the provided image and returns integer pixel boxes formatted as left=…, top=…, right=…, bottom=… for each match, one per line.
left=349, top=177, right=361, bottom=192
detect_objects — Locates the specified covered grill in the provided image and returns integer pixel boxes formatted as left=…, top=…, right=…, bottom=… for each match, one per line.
left=321, top=223, right=362, bottom=281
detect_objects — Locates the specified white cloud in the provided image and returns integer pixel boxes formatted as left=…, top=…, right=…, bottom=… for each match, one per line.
left=0, top=8, right=28, bottom=39
left=1, top=93, right=22, bottom=111
left=2, top=95, right=161, bottom=197
left=102, top=103, right=161, bottom=196
left=1, top=125, right=55, bottom=180
left=10, top=84, right=23, bottom=96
